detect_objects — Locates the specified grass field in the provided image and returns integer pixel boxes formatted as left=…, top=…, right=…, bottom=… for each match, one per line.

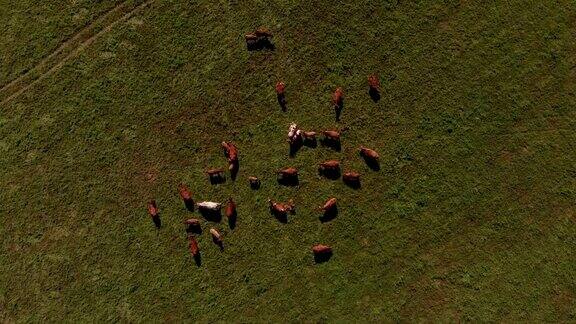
left=1, top=0, right=576, bottom=321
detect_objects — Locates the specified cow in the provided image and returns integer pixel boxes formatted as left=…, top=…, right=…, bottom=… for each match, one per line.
left=359, top=146, right=379, bottom=161
left=318, top=160, right=341, bottom=178
left=183, top=218, right=201, bottom=234
left=268, top=199, right=295, bottom=222
left=319, top=197, right=337, bottom=212
left=312, top=244, right=333, bottom=262
left=368, top=74, right=380, bottom=91
left=287, top=123, right=302, bottom=145
left=245, top=27, right=274, bottom=50
left=322, top=130, right=340, bottom=142
left=147, top=200, right=161, bottom=228
left=255, top=27, right=273, bottom=38
left=206, top=168, right=225, bottom=184
left=188, top=235, right=200, bottom=257
left=248, top=176, right=261, bottom=189
left=178, top=184, right=194, bottom=210
left=276, top=81, right=287, bottom=110
left=225, top=198, right=237, bottom=219
left=277, top=167, right=298, bottom=186
left=210, top=228, right=223, bottom=249
left=343, top=171, right=361, bottom=188
left=196, top=201, right=222, bottom=212
left=332, top=87, right=344, bottom=107
left=302, top=131, right=316, bottom=141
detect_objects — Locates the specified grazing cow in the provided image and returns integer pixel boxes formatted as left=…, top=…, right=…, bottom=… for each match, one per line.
left=268, top=199, right=295, bottom=218
left=278, top=167, right=298, bottom=179
left=225, top=198, right=236, bottom=219
left=147, top=200, right=161, bottom=228
left=184, top=218, right=200, bottom=226
left=248, top=176, right=261, bottom=189
left=312, top=244, right=332, bottom=262
left=302, top=131, right=316, bottom=141
left=178, top=184, right=193, bottom=202
left=222, top=141, right=239, bottom=163
left=188, top=235, right=200, bottom=256
left=319, top=160, right=340, bottom=172
left=275, top=81, right=285, bottom=95
left=343, top=171, right=361, bottom=187
left=287, top=123, right=302, bottom=145
left=332, top=87, right=344, bottom=107
left=368, top=74, right=380, bottom=91
left=322, top=130, right=340, bottom=142
left=210, top=228, right=223, bottom=248
left=319, top=197, right=337, bottom=212
left=255, top=27, right=273, bottom=38
left=359, top=146, right=379, bottom=161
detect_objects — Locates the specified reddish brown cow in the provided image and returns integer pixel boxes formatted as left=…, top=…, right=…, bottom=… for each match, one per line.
left=147, top=200, right=158, bottom=217
left=183, top=218, right=200, bottom=226
left=275, top=81, right=285, bottom=95
left=255, top=27, right=273, bottom=38
left=268, top=199, right=295, bottom=217
left=322, top=130, right=340, bottom=141
left=225, top=198, right=236, bottom=219
left=359, top=146, right=379, bottom=160
left=278, top=167, right=298, bottom=178
left=302, top=131, right=316, bottom=141
left=178, top=184, right=192, bottom=202
left=319, top=198, right=337, bottom=212
left=312, top=244, right=332, bottom=256
left=332, top=87, right=344, bottom=107
left=368, top=74, right=380, bottom=91
left=343, top=171, right=360, bottom=182
left=319, top=160, right=340, bottom=172
left=188, top=235, right=200, bottom=256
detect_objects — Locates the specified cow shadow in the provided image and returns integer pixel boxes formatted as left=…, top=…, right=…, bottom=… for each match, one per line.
left=343, top=178, right=361, bottom=189
left=209, top=175, right=226, bottom=185
left=303, top=137, right=317, bottom=148
left=152, top=215, right=161, bottom=229
left=277, top=176, right=299, bottom=187
left=289, top=141, right=303, bottom=157
left=314, top=251, right=333, bottom=263
left=369, top=88, right=381, bottom=102
left=193, top=253, right=202, bottom=267
left=185, top=224, right=202, bottom=235
left=184, top=199, right=195, bottom=212
left=230, top=162, right=239, bottom=181
left=320, top=138, right=341, bottom=152
left=319, top=207, right=338, bottom=223
left=319, top=168, right=341, bottom=180
left=199, top=209, right=222, bottom=223
left=362, top=157, right=381, bottom=171
left=247, top=39, right=275, bottom=51
left=277, top=94, right=287, bottom=111
left=334, top=101, right=344, bottom=121
left=228, top=214, right=237, bottom=230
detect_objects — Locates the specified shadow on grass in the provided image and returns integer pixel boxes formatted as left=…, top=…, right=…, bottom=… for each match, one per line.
left=314, top=252, right=333, bottom=263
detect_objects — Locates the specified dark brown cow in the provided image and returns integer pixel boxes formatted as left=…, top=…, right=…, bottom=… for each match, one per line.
left=206, top=168, right=225, bottom=183
left=188, top=235, right=200, bottom=257
left=312, top=244, right=332, bottom=262
left=359, top=146, right=379, bottom=160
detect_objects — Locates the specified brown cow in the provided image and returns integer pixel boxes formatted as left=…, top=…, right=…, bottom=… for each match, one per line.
left=275, top=81, right=285, bottom=95
left=268, top=199, right=295, bottom=221
left=206, top=168, right=225, bottom=183
left=319, top=198, right=337, bottom=212
left=312, top=244, right=333, bottom=262
left=188, top=235, right=200, bottom=257
left=332, top=87, right=344, bottom=107
left=322, top=130, right=340, bottom=142
left=178, top=184, right=192, bottom=201
left=210, top=228, right=223, bottom=248
left=147, top=200, right=161, bottom=228
left=343, top=171, right=361, bottom=188
left=255, top=27, right=273, bottom=38
left=319, top=160, right=340, bottom=172
left=368, top=74, right=380, bottom=91
left=225, top=198, right=236, bottom=219
left=302, top=131, right=316, bottom=141
left=183, top=218, right=201, bottom=234
left=278, top=167, right=298, bottom=178
left=359, top=146, right=379, bottom=161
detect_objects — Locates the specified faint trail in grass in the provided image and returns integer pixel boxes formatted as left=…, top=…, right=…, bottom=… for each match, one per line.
left=0, top=0, right=154, bottom=106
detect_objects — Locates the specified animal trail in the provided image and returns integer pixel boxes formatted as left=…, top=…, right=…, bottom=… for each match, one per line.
left=0, top=0, right=154, bottom=106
